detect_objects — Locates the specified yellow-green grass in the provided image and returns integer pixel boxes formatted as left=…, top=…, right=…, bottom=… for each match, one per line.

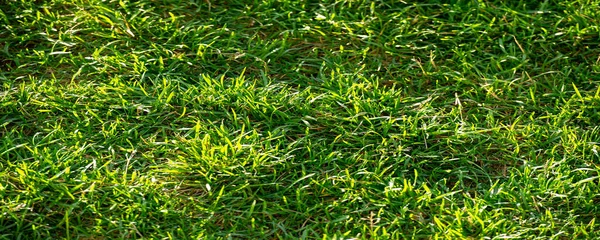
left=1, top=0, right=600, bottom=239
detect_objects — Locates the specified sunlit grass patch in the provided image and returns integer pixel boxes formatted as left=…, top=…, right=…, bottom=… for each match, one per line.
left=1, top=0, right=600, bottom=238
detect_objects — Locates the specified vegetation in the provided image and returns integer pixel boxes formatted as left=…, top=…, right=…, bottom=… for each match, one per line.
left=1, top=0, right=600, bottom=238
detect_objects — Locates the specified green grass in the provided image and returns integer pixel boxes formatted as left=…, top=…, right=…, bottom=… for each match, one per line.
left=1, top=0, right=600, bottom=238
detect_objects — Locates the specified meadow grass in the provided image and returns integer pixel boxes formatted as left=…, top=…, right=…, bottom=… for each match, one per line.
left=1, top=0, right=600, bottom=239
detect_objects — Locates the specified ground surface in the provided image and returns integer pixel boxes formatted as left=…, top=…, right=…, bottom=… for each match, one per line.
left=1, top=0, right=600, bottom=239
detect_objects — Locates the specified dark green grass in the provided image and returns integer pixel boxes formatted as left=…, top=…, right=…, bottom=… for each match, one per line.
left=1, top=0, right=600, bottom=239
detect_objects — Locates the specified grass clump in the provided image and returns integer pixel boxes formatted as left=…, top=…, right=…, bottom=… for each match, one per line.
left=1, top=0, right=600, bottom=239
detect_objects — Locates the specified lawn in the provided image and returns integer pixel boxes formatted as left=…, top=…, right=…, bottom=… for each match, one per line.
left=1, top=0, right=600, bottom=239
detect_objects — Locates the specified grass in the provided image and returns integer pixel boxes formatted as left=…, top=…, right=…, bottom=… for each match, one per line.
left=1, top=0, right=600, bottom=238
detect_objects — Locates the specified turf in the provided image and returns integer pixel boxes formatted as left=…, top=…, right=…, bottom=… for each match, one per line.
left=1, top=0, right=600, bottom=239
